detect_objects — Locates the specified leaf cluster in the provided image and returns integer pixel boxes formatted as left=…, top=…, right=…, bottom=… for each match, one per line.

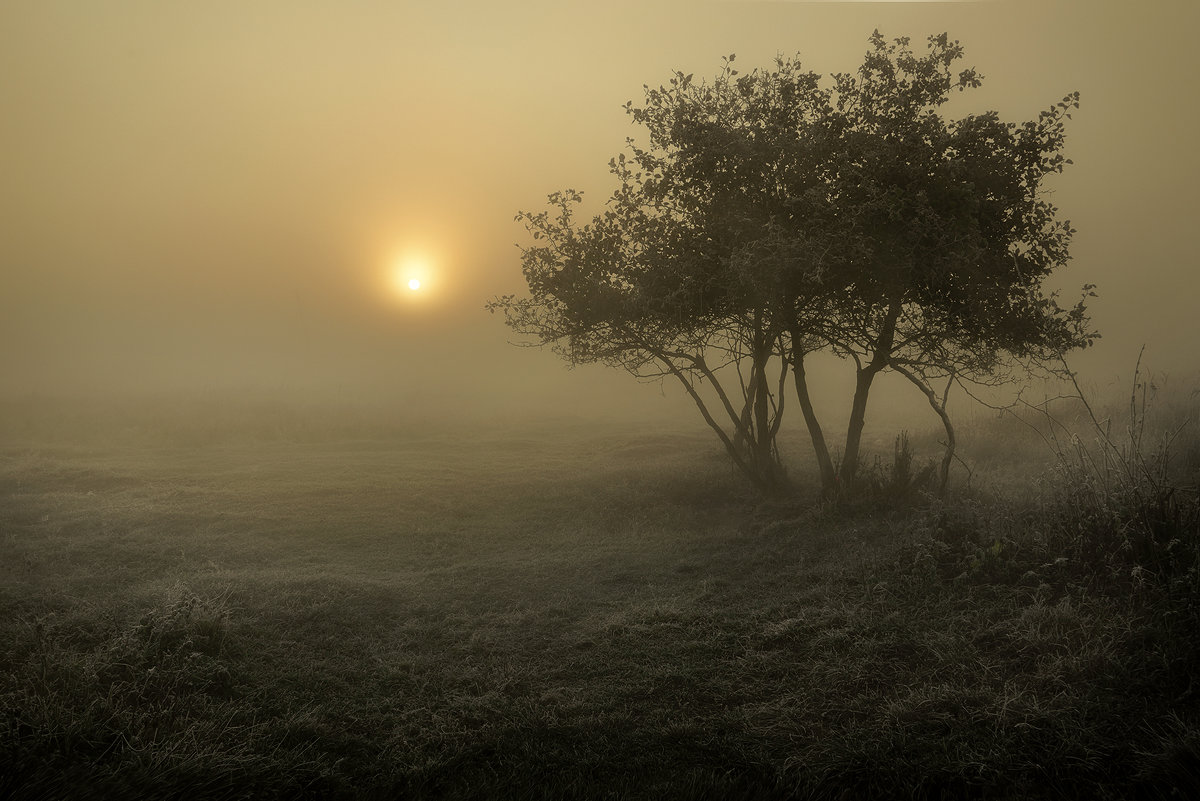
left=493, top=33, right=1091, bottom=378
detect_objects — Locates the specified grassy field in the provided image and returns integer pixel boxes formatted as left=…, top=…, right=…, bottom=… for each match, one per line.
left=2, top=395, right=1198, bottom=799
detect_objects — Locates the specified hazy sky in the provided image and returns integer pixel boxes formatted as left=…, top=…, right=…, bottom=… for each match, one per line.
left=2, top=0, right=1196, bottom=419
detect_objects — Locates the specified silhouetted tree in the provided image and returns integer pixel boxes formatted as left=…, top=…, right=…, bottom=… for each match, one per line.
left=490, top=187, right=792, bottom=491
left=780, top=32, right=1094, bottom=492
left=490, top=32, right=1094, bottom=496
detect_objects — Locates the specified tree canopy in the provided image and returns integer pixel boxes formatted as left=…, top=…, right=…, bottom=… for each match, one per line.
left=489, top=32, right=1093, bottom=495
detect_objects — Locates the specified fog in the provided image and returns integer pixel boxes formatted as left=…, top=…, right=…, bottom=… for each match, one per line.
left=3, top=0, right=1197, bottom=429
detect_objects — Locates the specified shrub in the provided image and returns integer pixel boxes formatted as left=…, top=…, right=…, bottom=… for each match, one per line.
left=829, top=431, right=938, bottom=514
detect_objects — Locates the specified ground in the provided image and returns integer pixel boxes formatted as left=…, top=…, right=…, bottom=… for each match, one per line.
left=2, top=402, right=1197, bottom=799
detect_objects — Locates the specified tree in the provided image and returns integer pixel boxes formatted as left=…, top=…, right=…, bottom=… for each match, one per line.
left=490, top=185, right=794, bottom=492
left=777, top=32, right=1094, bottom=492
left=490, top=32, right=1094, bottom=496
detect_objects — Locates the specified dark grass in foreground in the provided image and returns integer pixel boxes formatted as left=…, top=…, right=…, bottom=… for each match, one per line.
left=1, top=407, right=1198, bottom=799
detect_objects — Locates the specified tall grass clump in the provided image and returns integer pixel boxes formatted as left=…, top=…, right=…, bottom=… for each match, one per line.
left=0, top=585, right=319, bottom=799
left=1025, top=359, right=1200, bottom=790
left=1034, top=361, right=1200, bottom=714
left=915, top=357, right=1200, bottom=597
left=855, top=360, right=1200, bottom=796
left=1036, top=359, right=1200, bottom=594
left=824, top=431, right=939, bottom=515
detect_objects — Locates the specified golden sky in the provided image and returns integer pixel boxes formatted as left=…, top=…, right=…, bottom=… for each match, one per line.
left=2, top=0, right=1196, bottom=415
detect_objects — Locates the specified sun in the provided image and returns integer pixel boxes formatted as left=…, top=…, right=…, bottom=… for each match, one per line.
left=389, top=251, right=435, bottom=299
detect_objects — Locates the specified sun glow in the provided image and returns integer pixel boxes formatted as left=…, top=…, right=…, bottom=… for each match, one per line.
left=389, top=250, right=436, bottom=300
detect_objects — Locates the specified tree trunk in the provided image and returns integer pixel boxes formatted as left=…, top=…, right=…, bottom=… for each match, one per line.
left=656, top=347, right=793, bottom=493
left=659, top=358, right=766, bottom=491
left=838, top=300, right=902, bottom=488
left=732, top=379, right=755, bottom=455
left=839, top=366, right=879, bottom=486
left=790, top=341, right=836, bottom=493
left=753, top=348, right=772, bottom=474
left=935, top=401, right=956, bottom=497
left=892, top=365, right=956, bottom=497
left=748, top=346, right=788, bottom=492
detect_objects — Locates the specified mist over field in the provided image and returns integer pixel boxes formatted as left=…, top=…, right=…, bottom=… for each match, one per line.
left=3, top=1, right=1199, bottom=798
left=2, top=0, right=1198, bottom=415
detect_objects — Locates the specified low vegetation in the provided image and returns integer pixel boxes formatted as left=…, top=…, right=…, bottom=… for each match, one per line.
left=2, top=380, right=1197, bottom=799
